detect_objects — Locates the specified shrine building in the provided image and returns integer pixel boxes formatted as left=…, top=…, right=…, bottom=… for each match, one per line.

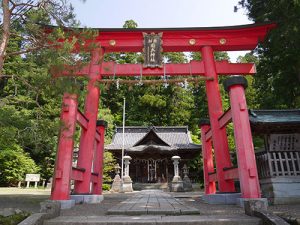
left=106, top=126, right=200, bottom=184
left=251, top=109, right=300, bottom=204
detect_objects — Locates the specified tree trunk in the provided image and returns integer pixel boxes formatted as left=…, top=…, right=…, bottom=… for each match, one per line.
left=0, top=0, right=11, bottom=75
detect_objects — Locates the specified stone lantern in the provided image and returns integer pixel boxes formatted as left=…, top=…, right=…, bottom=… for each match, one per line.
left=122, top=156, right=133, bottom=192
left=183, top=164, right=192, bottom=191
left=114, top=164, right=121, bottom=175
left=111, top=163, right=122, bottom=192
left=171, top=156, right=183, bottom=192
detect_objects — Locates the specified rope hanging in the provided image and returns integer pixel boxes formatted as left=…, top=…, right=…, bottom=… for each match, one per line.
left=162, top=64, right=169, bottom=88
left=99, top=76, right=213, bottom=86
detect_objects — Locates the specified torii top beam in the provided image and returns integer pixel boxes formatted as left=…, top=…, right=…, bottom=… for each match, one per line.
left=47, top=23, right=276, bottom=53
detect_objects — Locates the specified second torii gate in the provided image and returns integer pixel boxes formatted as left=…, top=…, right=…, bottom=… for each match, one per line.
left=48, top=23, right=276, bottom=208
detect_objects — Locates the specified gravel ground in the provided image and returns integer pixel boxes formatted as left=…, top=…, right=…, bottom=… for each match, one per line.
left=269, top=204, right=300, bottom=222
left=0, top=188, right=50, bottom=213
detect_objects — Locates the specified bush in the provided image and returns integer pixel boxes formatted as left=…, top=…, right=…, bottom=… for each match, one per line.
left=0, top=212, right=30, bottom=225
left=102, top=183, right=111, bottom=191
left=103, top=151, right=116, bottom=183
left=0, top=145, right=39, bottom=186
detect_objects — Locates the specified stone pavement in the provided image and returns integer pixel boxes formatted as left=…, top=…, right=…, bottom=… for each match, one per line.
left=45, top=214, right=261, bottom=225
left=44, top=190, right=300, bottom=224
left=107, top=190, right=200, bottom=215
left=1, top=188, right=299, bottom=224
left=45, top=190, right=261, bottom=225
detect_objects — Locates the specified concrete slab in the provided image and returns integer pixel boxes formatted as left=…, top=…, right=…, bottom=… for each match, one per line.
left=160, top=215, right=261, bottom=225
left=70, top=194, right=103, bottom=204
left=44, top=215, right=261, bottom=225
left=241, top=198, right=268, bottom=216
left=202, top=193, right=241, bottom=205
left=237, top=198, right=268, bottom=209
left=107, top=190, right=200, bottom=216
left=58, top=200, right=75, bottom=209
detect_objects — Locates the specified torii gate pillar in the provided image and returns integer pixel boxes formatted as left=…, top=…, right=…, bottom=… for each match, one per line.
left=92, top=120, right=107, bottom=195
left=223, top=76, right=261, bottom=198
left=199, top=119, right=216, bottom=195
left=201, top=46, right=235, bottom=192
left=51, top=93, right=78, bottom=208
left=74, top=48, right=104, bottom=194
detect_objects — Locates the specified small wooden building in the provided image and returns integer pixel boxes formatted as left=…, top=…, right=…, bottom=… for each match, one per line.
left=106, top=126, right=200, bottom=184
left=250, top=109, right=300, bottom=204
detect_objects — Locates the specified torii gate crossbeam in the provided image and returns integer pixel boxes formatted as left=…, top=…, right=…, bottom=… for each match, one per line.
left=54, top=61, right=256, bottom=78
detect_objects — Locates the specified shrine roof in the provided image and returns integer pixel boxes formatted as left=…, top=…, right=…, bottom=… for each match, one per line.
left=249, top=109, right=300, bottom=133
left=105, top=126, right=200, bottom=151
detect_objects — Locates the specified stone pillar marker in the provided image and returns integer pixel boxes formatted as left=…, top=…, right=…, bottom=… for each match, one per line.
left=111, top=164, right=122, bottom=192
left=122, top=156, right=133, bottom=192
left=182, top=164, right=193, bottom=191
left=171, top=156, right=183, bottom=192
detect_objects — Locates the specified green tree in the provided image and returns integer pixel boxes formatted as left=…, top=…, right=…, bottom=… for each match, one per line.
left=0, top=0, right=79, bottom=75
left=236, top=0, right=300, bottom=108
left=0, top=1, right=85, bottom=185
left=0, top=126, right=39, bottom=186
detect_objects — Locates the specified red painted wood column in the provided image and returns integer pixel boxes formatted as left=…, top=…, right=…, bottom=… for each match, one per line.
left=92, top=120, right=107, bottom=195
left=223, top=76, right=261, bottom=198
left=74, top=48, right=104, bottom=194
left=199, top=119, right=216, bottom=195
left=201, top=46, right=235, bottom=192
left=51, top=93, right=78, bottom=200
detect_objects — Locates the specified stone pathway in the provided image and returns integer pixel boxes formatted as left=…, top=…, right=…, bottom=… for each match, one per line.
left=1, top=188, right=297, bottom=224
left=44, top=190, right=261, bottom=225
left=45, top=215, right=261, bottom=225
left=107, top=190, right=199, bottom=215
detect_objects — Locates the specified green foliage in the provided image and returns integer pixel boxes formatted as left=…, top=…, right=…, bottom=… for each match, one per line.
left=0, top=2, right=85, bottom=185
left=0, top=146, right=39, bottom=186
left=102, top=183, right=111, bottom=191
left=0, top=212, right=30, bottom=225
left=123, top=20, right=138, bottom=29
left=237, top=0, right=300, bottom=108
left=103, top=151, right=116, bottom=183
left=98, top=108, right=115, bottom=143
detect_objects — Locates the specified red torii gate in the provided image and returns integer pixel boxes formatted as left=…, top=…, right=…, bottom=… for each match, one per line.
left=49, top=23, right=276, bottom=207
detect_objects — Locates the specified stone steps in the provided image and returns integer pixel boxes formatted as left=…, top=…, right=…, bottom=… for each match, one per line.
left=107, top=190, right=200, bottom=216
left=132, top=182, right=169, bottom=191
left=44, top=215, right=261, bottom=225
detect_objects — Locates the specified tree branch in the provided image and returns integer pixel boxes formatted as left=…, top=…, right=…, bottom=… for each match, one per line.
left=6, top=43, right=60, bottom=56
left=0, top=0, right=11, bottom=75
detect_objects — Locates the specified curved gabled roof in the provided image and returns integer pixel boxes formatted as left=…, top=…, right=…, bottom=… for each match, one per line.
left=105, top=126, right=200, bottom=151
left=249, top=109, right=300, bottom=133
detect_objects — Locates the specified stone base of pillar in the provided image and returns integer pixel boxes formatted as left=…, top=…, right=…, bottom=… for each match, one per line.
left=111, top=175, right=122, bottom=192
left=202, top=193, right=241, bottom=204
left=237, top=198, right=268, bottom=211
left=122, top=176, right=133, bottom=192
left=171, top=176, right=184, bottom=192
left=55, top=199, right=75, bottom=209
left=71, top=194, right=104, bottom=204
left=183, top=176, right=193, bottom=192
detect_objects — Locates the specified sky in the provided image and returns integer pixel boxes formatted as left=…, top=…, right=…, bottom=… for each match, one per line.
left=72, top=0, right=252, bottom=61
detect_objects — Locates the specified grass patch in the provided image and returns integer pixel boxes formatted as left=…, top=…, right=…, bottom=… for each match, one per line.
left=0, top=212, right=30, bottom=225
